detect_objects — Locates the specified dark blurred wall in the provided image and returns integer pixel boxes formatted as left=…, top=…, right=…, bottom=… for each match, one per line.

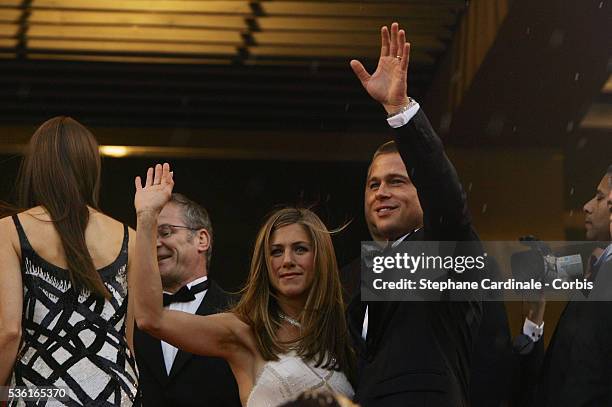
left=0, top=153, right=371, bottom=291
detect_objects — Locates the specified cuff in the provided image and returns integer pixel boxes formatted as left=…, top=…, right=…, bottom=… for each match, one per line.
left=387, top=99, right=421, bottom=128
left=523, top=318, right=544, bottom=342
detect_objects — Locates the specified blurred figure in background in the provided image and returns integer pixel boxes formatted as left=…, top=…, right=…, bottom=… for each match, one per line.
left=583, top=166, right=612, bottom=275
left=520, top=165, right=612, bottom=406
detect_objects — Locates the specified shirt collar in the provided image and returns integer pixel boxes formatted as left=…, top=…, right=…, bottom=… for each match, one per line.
left=391, top=228, right=421, bottom=248
left=186, top=275, right=208, bottom=289
left=163, top=275, right=208, bottom=295
left=595, top=244, right=612, bottom=268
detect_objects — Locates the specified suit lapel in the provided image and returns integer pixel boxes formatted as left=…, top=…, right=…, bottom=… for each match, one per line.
left=134, top=326, right=169, bottom=385
left=365, top=301, right=399, bottom=352
left=346, top=287, right=399, bottom=360
left=362, top=236, right=417, bottom=353
left=347, top=291, right=367, bottom=356
left=167, top=282, right=225, bottom=379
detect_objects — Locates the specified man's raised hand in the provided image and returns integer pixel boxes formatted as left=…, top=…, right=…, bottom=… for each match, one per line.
left=350, top=22, right=410, bottom=115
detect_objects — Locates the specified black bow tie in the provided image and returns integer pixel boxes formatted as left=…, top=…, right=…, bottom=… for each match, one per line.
left=163, top=280, right=210, bottom=306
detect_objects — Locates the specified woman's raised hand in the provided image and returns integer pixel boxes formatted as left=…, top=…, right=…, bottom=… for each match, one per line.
left=134, top=163, right=174, bottom=216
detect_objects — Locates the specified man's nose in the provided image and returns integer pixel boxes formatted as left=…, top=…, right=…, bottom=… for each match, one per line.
left=375, top=183, right=391, bottom=199
left=583, top=198, right=593, bottom=214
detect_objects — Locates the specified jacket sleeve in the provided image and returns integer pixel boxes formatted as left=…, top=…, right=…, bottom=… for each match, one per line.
left=392, top=108, right=473, bottom=241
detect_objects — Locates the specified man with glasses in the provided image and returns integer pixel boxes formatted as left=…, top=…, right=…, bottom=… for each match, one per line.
left=133, top=193, right=240, bottom=407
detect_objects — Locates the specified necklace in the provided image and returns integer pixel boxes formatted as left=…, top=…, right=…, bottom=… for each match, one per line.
left=279, top=311, right=302, bottom=328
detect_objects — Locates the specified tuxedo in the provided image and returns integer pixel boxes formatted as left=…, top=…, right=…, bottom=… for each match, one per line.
left=347, top=109, right=482, bottom=407
left=134, top=280, right=241, bottom=407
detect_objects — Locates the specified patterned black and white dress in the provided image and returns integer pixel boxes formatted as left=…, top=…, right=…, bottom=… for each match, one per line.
left=9, top=215, right=138, bottom=406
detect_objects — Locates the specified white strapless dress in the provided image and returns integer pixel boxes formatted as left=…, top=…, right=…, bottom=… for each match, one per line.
left=246, top=353, right=354, bottom=407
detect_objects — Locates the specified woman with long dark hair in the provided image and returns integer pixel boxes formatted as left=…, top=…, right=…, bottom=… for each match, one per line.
left=0, top=117, right=138, bottom=405
left=132, top=163, right=353, bottom=407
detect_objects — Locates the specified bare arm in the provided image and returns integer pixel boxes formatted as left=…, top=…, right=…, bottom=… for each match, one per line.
left=125, top=227, right=136, bottom=354
left=0, top=217, right=23, bottom=385
left=132, top=164, right=254, bottom=363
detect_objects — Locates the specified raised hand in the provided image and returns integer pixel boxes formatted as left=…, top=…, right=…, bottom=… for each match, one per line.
left=134, top=163, right=174, bottom=216
left=350, top=22, right=410, bottom=115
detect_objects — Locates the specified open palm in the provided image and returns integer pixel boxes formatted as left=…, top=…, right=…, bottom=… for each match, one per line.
left=134, top=163, right=174, bottom=215
left=350, top=23, right=410, bottom=114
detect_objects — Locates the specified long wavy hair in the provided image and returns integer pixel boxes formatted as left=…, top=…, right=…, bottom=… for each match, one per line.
left=233, top=207, right=354, bottom=377
left=17, top=116, right=110, bottom=299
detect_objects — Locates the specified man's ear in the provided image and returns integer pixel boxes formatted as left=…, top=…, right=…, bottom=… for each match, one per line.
left=196, top=229, right=211, bottom=254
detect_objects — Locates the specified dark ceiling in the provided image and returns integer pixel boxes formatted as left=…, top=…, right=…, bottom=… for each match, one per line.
left=0, top=0, right=466, bottom=132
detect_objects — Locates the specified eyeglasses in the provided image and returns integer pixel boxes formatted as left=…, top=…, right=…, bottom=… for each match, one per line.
left=157, top=224, right=201, bottom=239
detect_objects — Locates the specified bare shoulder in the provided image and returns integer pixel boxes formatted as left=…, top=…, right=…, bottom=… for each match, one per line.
left=89, top=209, right=125, bottom=230
left=85, top=210, right=128, bottom=264
left=0, top=215, right=18, bottom=244
left=0, top=214, right=22, bottom=269
left=213, top=312, right=263, bottom=370
left=87, top=210, right=126, bottom=242
left=206, top=312, right=259, bottom=352
left=228, top=313, right=263, bottom=358
left=22, top=206, right=49, bottom=219
left=0, top=214, right=14, bottom=228
left=221, top=313, right=267, bottom=389
left=214, top=312, right=252, bottom=334
left=229, top=313, right=254, bottom=335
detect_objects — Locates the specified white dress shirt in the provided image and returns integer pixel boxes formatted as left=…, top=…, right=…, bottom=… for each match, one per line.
left=387, top=100, right=421, bottom=128
left=523, top=318, right=544, bottom=342
left=161, top=275, right=209, bottom=374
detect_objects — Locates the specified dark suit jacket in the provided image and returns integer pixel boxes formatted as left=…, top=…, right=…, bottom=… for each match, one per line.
left=343, top=253, right=514, bottom=407
left=469, top=258, right=514, bottom=407
left=340, top=259, right=515, bottom=407
left=528, top=259, right=612, bottom=407
left=347, top=109, right=482, bottom=407
left=134, top=281, right=241, bottom=407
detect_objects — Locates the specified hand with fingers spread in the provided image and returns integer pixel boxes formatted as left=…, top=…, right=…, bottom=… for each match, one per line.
left=134, top=163, right=174, bottom=217
left=350, top=22, right=410, bottom=115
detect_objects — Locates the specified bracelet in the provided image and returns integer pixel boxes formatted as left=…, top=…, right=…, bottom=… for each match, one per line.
left=387, top=97, right=416, bottom=118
